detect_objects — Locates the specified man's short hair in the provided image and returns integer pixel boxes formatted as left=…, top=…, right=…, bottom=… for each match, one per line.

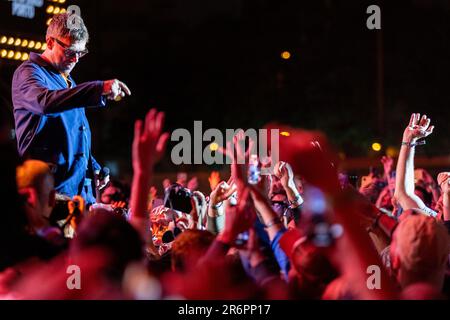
left=46, top=13, right=89, bottom=43
left=16, top=160, right=53, bottom=190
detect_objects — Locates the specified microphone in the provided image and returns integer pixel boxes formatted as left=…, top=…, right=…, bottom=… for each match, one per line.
left=95, top=167, right=110, bottom=203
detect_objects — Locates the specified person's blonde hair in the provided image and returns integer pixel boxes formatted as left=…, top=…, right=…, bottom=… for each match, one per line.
left=16, top=160, right=52, bottom=190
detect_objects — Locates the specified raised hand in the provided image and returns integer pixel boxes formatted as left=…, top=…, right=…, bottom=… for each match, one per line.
left=438, top=173, right=450, bottom=195
left=208, top=171, right=221, bottom=191
left=132, top=109, right=170, bottom=175
left=403, top=113, right=434, bottom=143
left=381, top=156, right=394, bottom=177
left=274, top=161, right=295, bottom=189
left=218, top=186, right=256, bottom=245
left=210, top=181, right=237, bottom=206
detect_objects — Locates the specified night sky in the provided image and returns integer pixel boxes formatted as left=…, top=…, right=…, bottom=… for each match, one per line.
left=1, top=0, right=450, bottom=180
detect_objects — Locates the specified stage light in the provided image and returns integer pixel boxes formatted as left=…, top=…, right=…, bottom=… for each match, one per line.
left=14, top=38, right=22, bottom=46
left=14, top=52, right=22, bottom=60
left=372, top=142, right=382, bottom=152
left=60, top=8, right=66, bottom=14
left=41, top=43, right=47, bottom=51
left=47, top=6, right=54, bottom=14
left=209, top=143, right=219, bottom=152
left=59, top=0, right=66, bottom=3
left=0, top=36, right=7, bottom=44
left=21, top=52, right=29, bottom=61
left=35, top=42, right=42, bottom=50
left=28, top=41, right=35, bottom=49
left=1, top=49, right=7, bottom=58
left=47, top=18, right=53, bottom=26
left=8, top=50, right=15, bottom=59
left=386, top=146, right=399, bottom=158
left=53, top=7, right=60, bottom=14
left=21, top=40, right=29, bottom=47
left=281, top=51, right=291, bottom=60
left=7, top=37, right=15, bottom=45
left=280, top=131, right=291, bottom=137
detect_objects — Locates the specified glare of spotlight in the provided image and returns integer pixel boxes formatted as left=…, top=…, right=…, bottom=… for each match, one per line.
left=21, top=40, right=29, bottom=47
left=14, top=52, right=22, bottom=60
left=1, top=49, right=7, bottom=58
left=372, top=142, right=382, bottom=152
left=281, top=51, right=291, bottom=60
left=14, top=38, right=21, bottom=46
left=59, top=0, right=66, bottom=3
left=28, top=41, right=35, bottom=49
left=47, top=18, right=53, bottom=26
left=41, top=43, right=47, bottom=51
left=53, top=7, right=60, bottom=14
left=60, top=8, right=66, bottom=14
left=35, top=42, right=42, bottom=50
left=0, top=36, right=7, bottom=44
left=21, top=52, right=29, bottom=61
left=280, top=131, right=291, bottom=137
left=386, top=146, right=399, bottom=158
left=7, top=37, right=15, bottom=45
left=47, top=6, right=54, bottom=14
left=209, top=143, right=219, bottom=152
left=7, top=50, right=15, bottom=59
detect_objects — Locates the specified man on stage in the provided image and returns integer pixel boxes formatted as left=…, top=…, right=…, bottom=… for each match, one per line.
left=12, top=13, right=131, bottom=205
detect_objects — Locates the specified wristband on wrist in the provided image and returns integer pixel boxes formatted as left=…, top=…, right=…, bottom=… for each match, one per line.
left=288, top=194, right=302, bottom=208
left=401, top=140, right=426, bottom=148
left=265, top=217, right=282, bottom=229
left=210, top=201, right=223, bottom=210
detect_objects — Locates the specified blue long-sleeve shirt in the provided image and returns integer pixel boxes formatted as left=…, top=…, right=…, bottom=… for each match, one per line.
left=12, top=53, right=106, bottom=203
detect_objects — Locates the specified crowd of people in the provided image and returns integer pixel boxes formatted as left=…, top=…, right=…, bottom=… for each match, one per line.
left=0, top=108, right=449, bottom=300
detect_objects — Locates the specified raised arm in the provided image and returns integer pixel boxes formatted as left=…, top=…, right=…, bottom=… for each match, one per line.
left=129, top=109, right=170, bottom=247
left=438, top=173, right=450, bottom=222
left=394, top=114, right=434, bottom=213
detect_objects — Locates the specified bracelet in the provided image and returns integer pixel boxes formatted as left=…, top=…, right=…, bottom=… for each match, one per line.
left=210, top=202, right=223, bottom=210
left=288, top=194, right=302, bottom=208
left=265, top=217, right=282, bottom=229
left=401, top=140, right=426, bottom=148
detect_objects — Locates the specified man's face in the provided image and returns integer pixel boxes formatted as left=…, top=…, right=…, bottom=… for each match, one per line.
left=101, top=185, right=122, bottom=204
left=48, top=36, right=87, bottom=74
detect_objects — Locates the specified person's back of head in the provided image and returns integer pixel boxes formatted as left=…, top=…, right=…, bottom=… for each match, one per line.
left=70, top=210, right=143, bottom=283
left=16, top=160, right=55, bottom=230
left=171, top=229, right=215, bottom=273
left=401, top=282, right=446, bottom=300
left=390, top=212, right=449, bottom=290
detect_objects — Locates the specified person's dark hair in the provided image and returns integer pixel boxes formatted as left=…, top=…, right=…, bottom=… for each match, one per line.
left=100, top=179, right=130, bottom=203
left=70, top=210, right=143, bottom=282
left=171, top=230, right=215, bottom=272
left=414, top=186, right=433, bottom=208
left=290, top=241, right=339, bottom=299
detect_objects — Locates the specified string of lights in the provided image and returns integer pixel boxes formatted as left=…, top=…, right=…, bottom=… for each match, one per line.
left=0, top=0, right=67, bottom=61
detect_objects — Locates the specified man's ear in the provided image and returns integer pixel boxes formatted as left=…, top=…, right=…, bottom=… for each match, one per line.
left=46, top=37, right=54, bottom=50
left=18, top=187, right=39, bottom=209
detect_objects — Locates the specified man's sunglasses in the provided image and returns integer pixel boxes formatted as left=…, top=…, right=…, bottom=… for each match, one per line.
left=52, top=37, right=88, bottom=59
